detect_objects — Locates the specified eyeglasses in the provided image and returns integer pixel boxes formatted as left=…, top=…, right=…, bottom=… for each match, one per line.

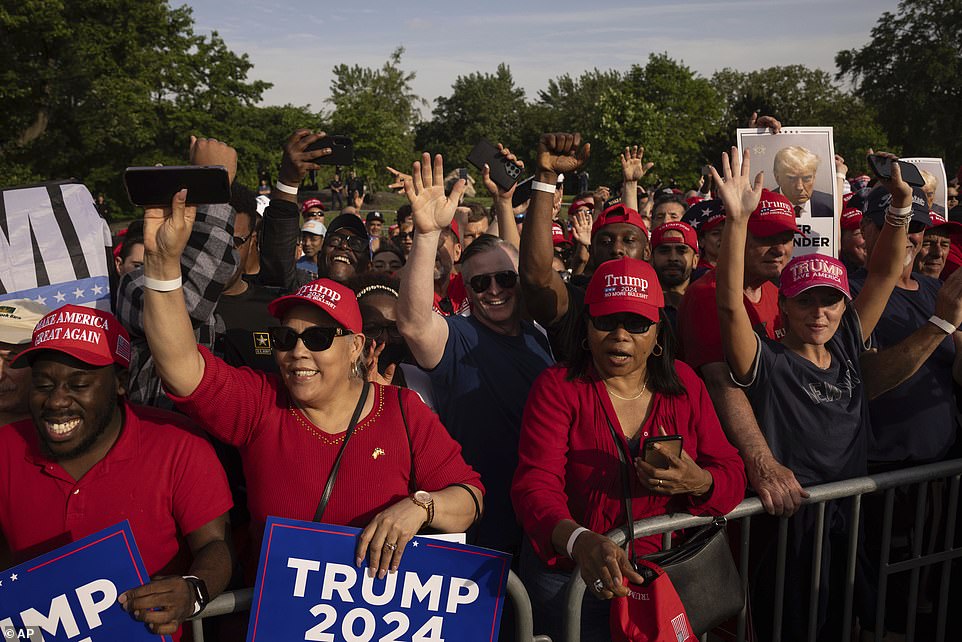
left=468, top=271, right=518, bottom=293
left=233, top=233, right=253, bottom=248
left=589, top=313, right=655, bottom=334
left=269, top=326, right=349, bottom=352
left=325, top=233, right=368, bottom=254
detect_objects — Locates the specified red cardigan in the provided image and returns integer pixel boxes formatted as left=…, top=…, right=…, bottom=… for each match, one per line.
left=511, top=361, right=746, bottom=570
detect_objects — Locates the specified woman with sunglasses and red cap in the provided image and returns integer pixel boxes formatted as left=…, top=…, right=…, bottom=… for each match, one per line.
left=139, top=189, right=483, bottom=584
left=511, top=256, right=745, bottom=641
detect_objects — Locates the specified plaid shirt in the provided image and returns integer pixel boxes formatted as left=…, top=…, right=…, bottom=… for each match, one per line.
left=115, top=204, right=236, bottom=407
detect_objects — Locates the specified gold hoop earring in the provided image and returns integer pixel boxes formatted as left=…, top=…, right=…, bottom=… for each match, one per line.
left=651, top=343, right=663, bottom=357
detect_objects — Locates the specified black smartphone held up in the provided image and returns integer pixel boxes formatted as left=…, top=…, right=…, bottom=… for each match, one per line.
left=867, top=155, right=926, bottom=188
left=642, top=434, right=683, bottom=469
left=123, top=166, right=231, bottom=207
left=511, top=176, right=534, bottom=208
left=466, top=139, right=522, bottom=192
left=304, top=135, right=354, bottom=166
left=458, top=167, right=469, bottom=181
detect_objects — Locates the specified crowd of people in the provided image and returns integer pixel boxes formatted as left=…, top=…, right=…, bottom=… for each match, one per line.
left=1, top=121, right=960, bottom=642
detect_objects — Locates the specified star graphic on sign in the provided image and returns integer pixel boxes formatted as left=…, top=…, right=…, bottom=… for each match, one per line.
left=91, top=284, right=104, bottom=295
left=10, top=573, right=17, bottom=581
left=73, top=288, right=85, bottom=299
left=34, top=296, right=46, bottom=306
left=54, top=291, right=66, bottom=303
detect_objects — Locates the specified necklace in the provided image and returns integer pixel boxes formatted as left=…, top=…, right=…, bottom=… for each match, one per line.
left=604, top=378, right=648, bottom=401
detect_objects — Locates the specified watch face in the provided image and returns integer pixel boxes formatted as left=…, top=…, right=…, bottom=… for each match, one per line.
left=414, top=490, right=431, bottom=503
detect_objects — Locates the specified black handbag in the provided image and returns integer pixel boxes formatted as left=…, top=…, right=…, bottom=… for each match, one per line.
left=603, top=409, right=745, bottom=636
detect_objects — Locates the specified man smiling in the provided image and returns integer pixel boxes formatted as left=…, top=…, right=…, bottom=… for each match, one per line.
left=0, top=304, right=232, bottom=639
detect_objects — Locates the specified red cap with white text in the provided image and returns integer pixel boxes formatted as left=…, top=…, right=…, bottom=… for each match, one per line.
left=779, top=255, right=851, bottom=300
left=747, top=190, right=802, bottom=238
left=651, top=221, right=698, bottom=252
left=591, top=204, right=649, bottom=240
left=584, top=257, right=664, bottom=323
left=267, top=279, right=362, bottom=333
left=11, top=304, right=131, bottom=368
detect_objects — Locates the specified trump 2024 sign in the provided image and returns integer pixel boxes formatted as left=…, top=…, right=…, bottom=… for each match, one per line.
left=0, top=521, right=165, bottom=641
left=247, top=518, right=512, bottom=642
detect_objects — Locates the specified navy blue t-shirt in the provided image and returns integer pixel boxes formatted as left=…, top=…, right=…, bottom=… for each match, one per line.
left=849, top=271, right=957, bottom=462
left=427, top=315, right=554, bottom=554
left=736, top=308, right=869, bottom=485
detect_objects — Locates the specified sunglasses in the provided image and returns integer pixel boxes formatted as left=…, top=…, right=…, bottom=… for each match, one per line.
left=468, top=271, right=518, bottom=293
left=364, top=324, right=403, bottom=342
left=233, top=233, right=253, bottom=248
left=326, top=233, right=368, bottom=254
left=589, top=313, right=655, bottom=334
left=269, top=326, right=349, bottom=352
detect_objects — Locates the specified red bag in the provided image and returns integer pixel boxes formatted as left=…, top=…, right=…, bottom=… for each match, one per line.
left=610, top=560, right=696, bottom=642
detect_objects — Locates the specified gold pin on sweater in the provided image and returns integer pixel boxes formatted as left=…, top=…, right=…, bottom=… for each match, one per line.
left=372, top=448, right=385, bottom=460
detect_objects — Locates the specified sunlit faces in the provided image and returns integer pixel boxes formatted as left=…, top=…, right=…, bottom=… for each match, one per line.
left=274, top=305, right=364, bottom=404
left=591, top=223, right=649, bottom=264
left=461, top=246, right=520, bottom=334
left=651, top=238, right=696, bottom=288
left=651, top=202, right=686, bottom=229
left=779, top=286, right=846, bottom=347
left=371, top=249, right=403, bottom=274
left=367, top=220, right=383, bottom=237
left=0, top=343, right=31, bottom=418
left=115, top=242, right=144, bottom=277
left=461, top=219, right=489, bottom=249
left=840, top=227, right=867, bottom=269
left=859, top=219, right=923, bottom=269
left=301, top=232, right=324, bottom=258
left=28, top=353, right=125, bottom=461
left=586, top=315, right=659, bottom=379
left=322, top=230, right=368, bottom=283
left=917, top=231, right=952, bottom=278
left=699, top=225, right=724, bottom=265
left=745, top=230, right=794, bottom=284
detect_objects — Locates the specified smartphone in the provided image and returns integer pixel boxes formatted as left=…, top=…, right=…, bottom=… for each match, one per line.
left=642, top=435, right=683, bottom=469
left=511, top=176, right=533, bottom=208
left=458, top=167, right=469, bottom=181
left=304, top=135, right=354, bottom=166
left=123, top=166, right=231, bottom=207
left=867, top=155, right=925, bottom=188
left=466, top=139, right=522, bottom=191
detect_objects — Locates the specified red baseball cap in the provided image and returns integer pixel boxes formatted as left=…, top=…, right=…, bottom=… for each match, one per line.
left=300, top=198, right=325, bottom=214
left=584, top=257, right=664, bottom=323
left=591, top=204, right=649, bottom=240
left=568, top=199, right=593, bottom=216
left=12, top=304, right=131, bottom=368
left=840, top=207, right=863, bottom=231
left=267, top=279, right=362, bottom=333
left=748, top=190, right=802, bottom=238
left=552, top=222, right=570, bottom=246
left=651, top=221, right=698, bottom=252
left=928, top=210, right=962, bottom=235
left=779, top=255, right=851, bottom=300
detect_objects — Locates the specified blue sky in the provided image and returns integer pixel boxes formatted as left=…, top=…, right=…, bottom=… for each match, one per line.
left=186, top=0, right=898, bottom=114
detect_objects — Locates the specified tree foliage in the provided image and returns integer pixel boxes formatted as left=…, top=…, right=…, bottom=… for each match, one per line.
left=836, top=0, right=962, bottom=172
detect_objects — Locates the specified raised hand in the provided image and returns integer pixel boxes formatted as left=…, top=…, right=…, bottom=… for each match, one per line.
left=709, top=147, right=765, bottom=222
left=748, top=111, right=782, bottom=134
left=621, top=146, right=654, bottom=183
left=143, top=189, right=196, bottom=262
left=403, top=153, right=466, bottom=234
left=277, top=129, right=332, bottom=187
left=482, top=143, right=524, bottom=198
left=571, top=209, right=593, bottom=246
left=872, top=151, right=912, bottom=206
left=536, top=133, right=591, bottom=176
left=386, top=166, right=411, bottom=194
left=834, top=154, right=848, bottom=179
left=190, top=137, right=237, bottom=184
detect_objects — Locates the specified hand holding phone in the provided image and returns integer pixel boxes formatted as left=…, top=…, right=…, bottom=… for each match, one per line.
left=642, top=435, right=683, bottom=469
left=867, top=154, right=925, bottom=188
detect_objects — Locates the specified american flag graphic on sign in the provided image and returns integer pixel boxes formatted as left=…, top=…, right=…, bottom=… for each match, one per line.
left=0, top=180, right=112, bottom=310
left=672, top=612, right=692, bottom=642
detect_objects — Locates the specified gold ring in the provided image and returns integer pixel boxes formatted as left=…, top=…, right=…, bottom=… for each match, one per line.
left=384, top=542, right=398, bottom=551
left=656, top=479, right=662, bottom=487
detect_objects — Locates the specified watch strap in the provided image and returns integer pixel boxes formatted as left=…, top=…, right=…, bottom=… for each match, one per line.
left=183, top=575, right=208, bottom=616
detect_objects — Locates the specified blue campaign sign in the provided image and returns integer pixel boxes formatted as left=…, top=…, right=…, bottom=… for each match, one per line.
left=248, top=517, right=512, bottom=642
left=0, top=521, right=166, bottom=641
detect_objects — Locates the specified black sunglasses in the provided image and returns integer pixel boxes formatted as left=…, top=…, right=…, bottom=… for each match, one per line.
left=363, top=324, right=403, bottom=342
left=589, top=313, right=655, bottom=335
left=326, top=233, right=368, bottom=254
left=269, top=326, right=349, bottom=352
left=468, top=271, right=518, bottom=294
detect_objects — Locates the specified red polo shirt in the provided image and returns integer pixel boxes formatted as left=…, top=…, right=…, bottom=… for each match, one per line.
left=0, top=403, right=232, bottom=576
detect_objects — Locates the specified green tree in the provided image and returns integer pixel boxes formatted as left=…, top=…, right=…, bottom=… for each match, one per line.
left=836, top=0, right=962, bottom=173
left=327, top=47, right=425, bottom=189
left=710, top=65, right=891, bottom=174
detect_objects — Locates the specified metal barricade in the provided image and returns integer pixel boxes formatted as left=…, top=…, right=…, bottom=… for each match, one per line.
left=189, top=569, right=551, bottom=642
left=563, top=459, right=962, bottom=642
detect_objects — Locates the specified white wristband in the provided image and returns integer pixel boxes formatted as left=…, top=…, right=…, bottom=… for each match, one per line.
left=928, top=315, right=957, bottom=334
left=566, top=526, right=590, bottom=559
left=887, top=204, right=913, bottom=216
left=275, top=181, right=298, bottom=195
left=531, top=181, right=557, bottom=194
left=143, top=276, right=183, bottom=292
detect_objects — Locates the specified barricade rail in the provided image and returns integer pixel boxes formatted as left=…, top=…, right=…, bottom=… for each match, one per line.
left=564, top=458, right=962, bottom=642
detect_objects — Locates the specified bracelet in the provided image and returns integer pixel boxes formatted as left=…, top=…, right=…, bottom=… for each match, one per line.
left=275, top=181, right=298, bottom=195
left=928, top=315, right=957, bottom=334
left=143, top=276, right=183, bottom=292
left=884, top=205, right=913, bottom=228
left=888, top=204, right=913, bottom=216
left=566, top=526, right=590, bottom=559
left=531, top=181, right=557, bottom=194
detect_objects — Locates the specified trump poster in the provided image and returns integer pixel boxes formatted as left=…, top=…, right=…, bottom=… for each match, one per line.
left=0, top=521, right=165, bottom=641
left=737, top=127, right=838, bottom=258
left=247, top=517, right=512, bottom=642
left=901, top=157, right=948, bottom=216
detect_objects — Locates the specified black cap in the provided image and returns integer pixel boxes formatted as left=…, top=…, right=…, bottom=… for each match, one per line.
left=864, top=186, right=931, bottom=231
left=327, top=213, right=368, bottom=239
left=366, top=211, right=384, bottom=224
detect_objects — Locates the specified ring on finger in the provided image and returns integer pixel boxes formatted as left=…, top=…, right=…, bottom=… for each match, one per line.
left=384, top=542, right=398, bottom=551
left=592, top=579, right=605, bottom=593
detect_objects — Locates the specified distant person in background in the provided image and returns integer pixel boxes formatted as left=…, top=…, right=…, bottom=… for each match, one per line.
left=371, top=245, right=405, bottom=275
left=301, top=198, right=325, bottom=225
left=296, top=219, right=326, bottom=278
left=367, top=211, right=385, bottom=252
left=650, top=193, right=687, bottom=229
left=839, top=207, right=867, bottom=272
left=329, top=171, right=345, bottom=210
left=95, top=193, right=112, bottom=222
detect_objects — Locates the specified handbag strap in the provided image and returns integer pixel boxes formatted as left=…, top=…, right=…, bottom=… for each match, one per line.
left=595, top=383, right=638, bottom=567
left=397, top=386, right=416, bottom=493
left=313, top=382, right=371, bottom=522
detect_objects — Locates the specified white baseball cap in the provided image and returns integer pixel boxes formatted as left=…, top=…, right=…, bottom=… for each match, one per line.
left=0, top=298, right=49, bottom=345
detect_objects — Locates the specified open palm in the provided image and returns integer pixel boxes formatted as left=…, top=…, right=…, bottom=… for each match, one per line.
left=404, top=153, right=465, bottom=234
left=709, top=147, right=764, bottom=223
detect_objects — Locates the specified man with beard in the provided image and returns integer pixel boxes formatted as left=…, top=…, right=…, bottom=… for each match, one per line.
left=649, top=221, right=697, bottom=329
left=0, top=305, right=232, bottom=639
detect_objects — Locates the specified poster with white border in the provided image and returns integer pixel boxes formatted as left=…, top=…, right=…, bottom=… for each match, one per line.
left=737, top=127, right=838, bottom=258
left=900, top=157, right=947, bottom=216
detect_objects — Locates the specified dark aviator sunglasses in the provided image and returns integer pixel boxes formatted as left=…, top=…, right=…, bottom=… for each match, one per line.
left=269, top=326, right=350, bottom=352
left=468, top=271, right=518, bottom=294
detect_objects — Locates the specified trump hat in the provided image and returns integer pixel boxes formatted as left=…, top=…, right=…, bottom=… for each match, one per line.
left=651, top=221, right=698, bottom=252
left=267, top=278, right=362, bottom=333
left=552, top=222, right=570, bottom=246
left=591, top=204, right=649, bottom=240
left=0, top=299, right=49, bottom=345
left=840, top=207, right=863, bottom=231
left=779, top=255, right=851, bottom=300
left=300, top=198, right=325, bottom=215
left=11, top=304, right=131, bottom=368
left=584, top=257, right=664, bottom=323
left=568, top=199, right=593, bottom=216
left=747, top=190, right=802, bottom=238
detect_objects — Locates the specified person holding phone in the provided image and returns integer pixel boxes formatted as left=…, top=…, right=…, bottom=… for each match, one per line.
left=511, top=257, right=745, bottom=641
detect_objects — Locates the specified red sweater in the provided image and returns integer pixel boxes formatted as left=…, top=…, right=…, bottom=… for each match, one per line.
left=170, top=348, right=483, bottom=551
left=511, top=362, right=746, bottom=570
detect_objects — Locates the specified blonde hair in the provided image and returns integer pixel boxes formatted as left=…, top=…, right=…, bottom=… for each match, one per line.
left=773, top=146, right=820, bottom=175
left=920, top=169, right=938, bottom=193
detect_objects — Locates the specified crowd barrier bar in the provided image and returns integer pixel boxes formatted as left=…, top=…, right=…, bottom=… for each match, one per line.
left=189, top=569, right=551, bottom=642
left=563, top=458, right=962, bottom=642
